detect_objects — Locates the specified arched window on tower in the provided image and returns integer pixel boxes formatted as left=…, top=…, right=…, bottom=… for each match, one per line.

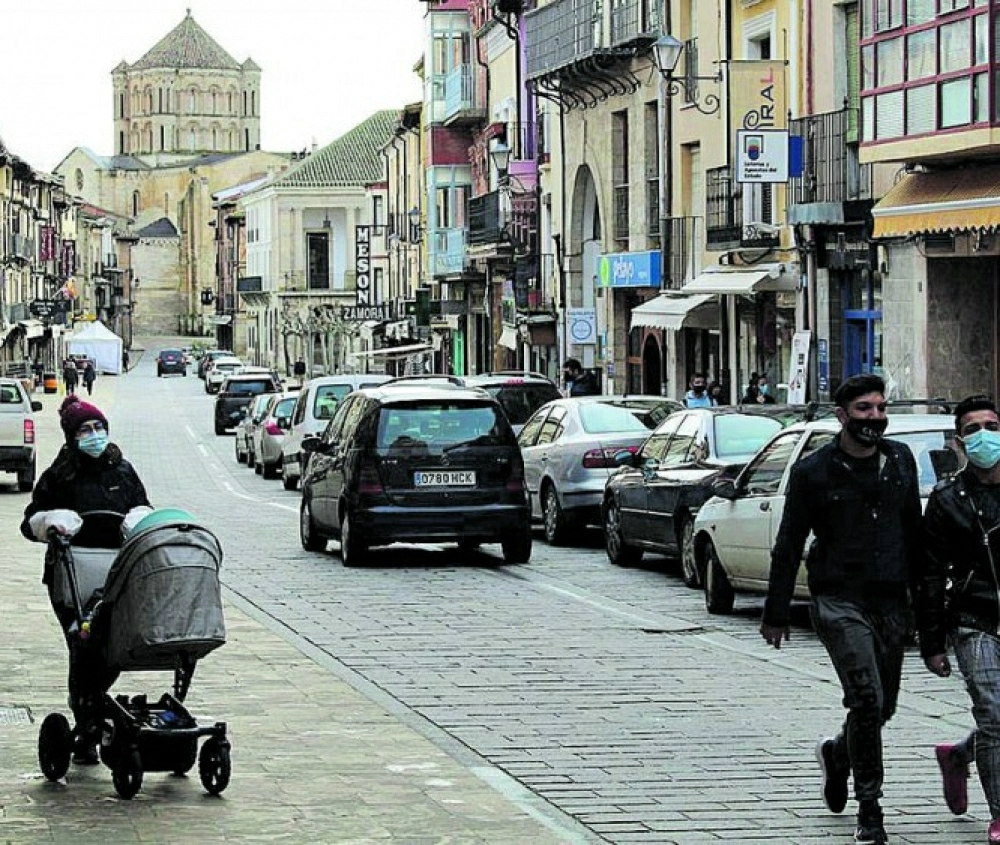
left=212, top=127, right=217, bottom=149
left=160, top=126, right=165, bottom=151
left=119, top=131, right=125, bottom=154
left=132, top=191, right=141, bottom=217
left=245, top=128, right=250, bottom=151
left=243, top=90, right=247, bottom=117
left=251, top=90, right=256, bottom=116
left=164, top=193, right=170, bottom=214
left=189, top=127, right=196, bottom=151
left=119, top=92, right=125, bottom=118
left=189, top=89, right=196, bottom=112
left=228, top=91, right=233, bottom=113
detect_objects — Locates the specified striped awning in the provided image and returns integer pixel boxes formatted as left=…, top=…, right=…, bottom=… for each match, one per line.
left=872, top=165, right=1000, bottom=237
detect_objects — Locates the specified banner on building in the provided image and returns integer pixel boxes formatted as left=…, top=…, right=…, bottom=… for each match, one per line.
left=729, top=60, right=787, bottom=183
left=787, top=330, right=812, bottom=405
left=355, top=225, right=373, bottom=309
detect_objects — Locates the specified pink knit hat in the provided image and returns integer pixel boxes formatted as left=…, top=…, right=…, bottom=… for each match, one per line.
left=59, top=395, right=108, bottom=442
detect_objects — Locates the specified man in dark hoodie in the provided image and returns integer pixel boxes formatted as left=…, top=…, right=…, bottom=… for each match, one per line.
left=760, top=373, right=923, bottom=845
left=21, top=395, right=151, bottom=765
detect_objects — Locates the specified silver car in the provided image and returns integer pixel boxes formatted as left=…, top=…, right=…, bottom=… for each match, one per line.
left=518, top=396, right=681, bottom=546
left=235, top=394, right=271, bottom=466
left=251, top=392, right=298, bottom=479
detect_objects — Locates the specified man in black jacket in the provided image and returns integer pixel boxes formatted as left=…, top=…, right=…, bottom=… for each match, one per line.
left=917, top=394, right=1000, bottom=844
left=761, top=373, right=923, bottom=845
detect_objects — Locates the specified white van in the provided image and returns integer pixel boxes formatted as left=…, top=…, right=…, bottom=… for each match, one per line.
left=280, top=374, right=391, bottom=490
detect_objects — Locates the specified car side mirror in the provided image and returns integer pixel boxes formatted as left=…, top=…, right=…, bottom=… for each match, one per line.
left=301, top=435, right=323, bottom=454
left=613, top=450, right=640, bottom=468
left=277, top=416, right=291, bottom=430
left=31, top=401, right=42, bottom=412
left=711, top=478, right=738, bottom=500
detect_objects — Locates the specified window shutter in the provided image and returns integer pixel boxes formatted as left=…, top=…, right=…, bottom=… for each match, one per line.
left=847, top=4, right=860, bottom=143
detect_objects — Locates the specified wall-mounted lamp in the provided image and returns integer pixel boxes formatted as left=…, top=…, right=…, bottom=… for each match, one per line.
left=490, top=142, right=512, bottom=186
left=653, top=34, right=722, bottom=116
left=200, top=288, right=216, bottom=306
left=407, top=206, right=423, bottom=242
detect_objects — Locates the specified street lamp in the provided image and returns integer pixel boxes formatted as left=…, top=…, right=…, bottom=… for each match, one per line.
left=490, top=142, right=512, bottom=186
left=653, top=34, right=722, bottom=116
left=407, top=206, right=423, bottom=242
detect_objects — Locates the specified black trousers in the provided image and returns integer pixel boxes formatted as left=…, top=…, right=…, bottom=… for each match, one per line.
left=809, top=594, right=910, bottom=803
left=51, top=601, right=118, bottom=735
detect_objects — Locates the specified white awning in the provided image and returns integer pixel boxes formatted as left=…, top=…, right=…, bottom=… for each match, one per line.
left=350, top=342, right=431, bottom=359
left=498, top=326, right=519, bottom=350
left=681, top=264, right=795, bottom=295
left=17, top=319, right=45, bottom=339
left=629, top=294, right=718, bottom=332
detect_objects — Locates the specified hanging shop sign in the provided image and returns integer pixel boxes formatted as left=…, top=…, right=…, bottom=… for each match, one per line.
left=596, top=250, right=661, bottom=288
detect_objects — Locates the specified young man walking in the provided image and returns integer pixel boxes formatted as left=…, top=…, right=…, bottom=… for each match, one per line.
left=760, top=374, right=924, bottom=844
left=917, top=394, right=1000, bottom=844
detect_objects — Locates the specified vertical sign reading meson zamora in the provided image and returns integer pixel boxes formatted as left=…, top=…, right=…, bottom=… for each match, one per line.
left=355, top=225, right=372, bottom=307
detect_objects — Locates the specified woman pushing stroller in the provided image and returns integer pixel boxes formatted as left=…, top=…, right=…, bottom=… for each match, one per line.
left=20, top=395, right=152, bottom=765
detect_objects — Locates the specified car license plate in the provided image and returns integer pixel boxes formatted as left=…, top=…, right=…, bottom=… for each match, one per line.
left=414, top=470, right=476, bottom=487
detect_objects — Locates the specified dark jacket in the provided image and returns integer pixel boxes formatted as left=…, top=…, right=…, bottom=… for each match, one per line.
left=568, top=370, right=600, bottom=396
left=63, top=364, right=78, bottom=386
left=21, top=443, right=151, bottom=550
left=916, top=469, right=1000, bottom=659
left=83, top=364, right=96, bottom=385
left=763, top=435, right=923, bottom=628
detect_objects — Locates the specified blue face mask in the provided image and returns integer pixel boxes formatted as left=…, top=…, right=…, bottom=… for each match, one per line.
left=963, top=429, right=1000, bottom=470
left=77, top=431, right=109, bottom=459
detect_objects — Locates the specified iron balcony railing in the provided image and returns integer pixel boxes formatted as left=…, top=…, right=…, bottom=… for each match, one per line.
left=662, top=216, right=698, bottom=291
left=467, top=189, right=538, bottom=253
left=525, top=0, right=599, bottom=80
left=646, top=175, right=659, bottom=245
left=610, top=0, right=660, bottom=46
left=468, top=191, right=504, bottom=246
left=788, top=106, right=872, bottom=206
left=705, top=167, right=781, bottom=250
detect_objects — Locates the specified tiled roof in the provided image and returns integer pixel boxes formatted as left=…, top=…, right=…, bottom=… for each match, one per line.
left=137, top=217, right=179, bottom=238
left=132, top=10, right=241, bottom=71
left=272, top=110, right=400, bottom=189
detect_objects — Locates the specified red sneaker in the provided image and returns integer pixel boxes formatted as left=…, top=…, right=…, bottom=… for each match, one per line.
left=935, top=743, right=969, bottom=816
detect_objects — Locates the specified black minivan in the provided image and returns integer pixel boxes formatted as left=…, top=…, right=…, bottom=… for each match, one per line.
left=299, top=384, right=532, bottom=566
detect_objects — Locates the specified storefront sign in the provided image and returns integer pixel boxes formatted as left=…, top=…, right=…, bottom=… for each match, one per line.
left=788, top=330, right=812, bottom=405
left=596, top=250, right=661, bottom=288
left=567, top=308, right=597, bottom=344
left=355, top=225, right=373, bottom=308
left=342, top=304, right=393, bottom=322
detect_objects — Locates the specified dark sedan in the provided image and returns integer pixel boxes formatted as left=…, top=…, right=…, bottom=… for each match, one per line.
left=601, top=406, right=790, bottom=586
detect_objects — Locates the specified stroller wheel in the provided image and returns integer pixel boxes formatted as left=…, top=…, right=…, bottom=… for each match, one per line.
left=112, top=748, right=143, bottom=799
left=38, top=713, right=72, bottom=781
left=198, top=737, right=231, bottom=795
left=172, top=737, right=198, bottom=775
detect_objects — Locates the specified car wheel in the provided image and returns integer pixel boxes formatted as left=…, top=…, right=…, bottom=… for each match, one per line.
left=246, top=447, right=255, bottom=469
left=282, top=467, right=297, bottom=491
left=704, top=539, right=736, bottom=615
left=235, top=438, right=246, bottom=465
left=214, top=422, right=225, bottom=436
left=299, top=499, right=326, bottom=553
left=542, top=484, right=570, bottom=546
left=603, top=498, right=642, bottom=566
left=680, top=517, right=701, bottom=589
left=501, top=530, right=531, bottom=564
left=339, top=510, right=368, bottom=567
left=254, top=457, right=263, bottom=475
left=262, top=459, right=278, bottom=480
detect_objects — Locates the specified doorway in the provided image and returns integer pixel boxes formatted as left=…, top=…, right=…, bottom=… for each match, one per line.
left=642, top=334, right=662, bottom=395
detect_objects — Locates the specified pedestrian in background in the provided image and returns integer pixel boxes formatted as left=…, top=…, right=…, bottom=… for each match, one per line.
left=121, top=348, right=130, bottom=373
left=917, top=394, right=1000, bottom=844
left=742, top=372, right=777, bottom=405
left=82, top=361, right=96, bottom=396
left=683, top=372, right=715, bottom=408
left=708, top=381, right=727, bottom=406
left=562, top=358, right=599, bottom=396
left=293, top=357, right=307, bottom=385
left=760, top=373, right=923, bottom=845
left=62, top=359, right=78, bottom=395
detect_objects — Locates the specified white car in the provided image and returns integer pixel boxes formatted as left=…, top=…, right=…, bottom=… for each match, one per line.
left=692, top=413, right=959, bottom=615
left=204, top=356, right=243, bottom=394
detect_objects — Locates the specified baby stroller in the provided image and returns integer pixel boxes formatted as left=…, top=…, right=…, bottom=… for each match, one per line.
left=37, top=508, right=231, bottom=799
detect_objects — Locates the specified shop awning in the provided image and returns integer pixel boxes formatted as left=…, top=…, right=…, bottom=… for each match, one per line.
left=681, top=265, right=794, bottom=295
left=872, top=165, right=1000, bottom=237
left=350, top=343, right=431, bottom=359
left=17, top=319, right=45, bottom=339
left=359, top=320, right=385, bottom=341
left=498, top=326, right=519, bottom=350
left=629, top=294, right=718, bottom=332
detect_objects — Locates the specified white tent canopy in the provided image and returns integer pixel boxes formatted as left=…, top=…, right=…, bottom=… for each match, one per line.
left=66, top=321, right=124, bottom=374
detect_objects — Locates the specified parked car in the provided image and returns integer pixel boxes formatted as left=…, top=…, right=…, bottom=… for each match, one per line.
left=213, top=371, right=281, bottom=435
left=299, top=383, right=532, bottom=566
left=235, top=393, right=272, bottom=465
left=693, top=413, right=959, bottom=615
left=204, top=356, right=244, bottom=395
left=461, top=372, right=562, bottom=434
left=601, top=405, right=793, bottom=585
left=0, top=378, right=42, bottom=492
left=156, top=348, right=187, bottom=377
left=518, top=395, right=682, bottom=545
left=251, top=392, right=298, bottom=479
left=197, top=349, right=231, bottom=380
left=280, top=374, right=392, bottom=491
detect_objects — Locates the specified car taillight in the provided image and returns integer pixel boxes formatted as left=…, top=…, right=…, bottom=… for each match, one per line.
left=23, top=419, right=35, bottom=445
left=358, top=456, right=384, bottom=495
left=506, top=459, right=525, bottom=493
left=264, top=421, right=282, bottom=436
left=582, top=445, right=637, bottom=469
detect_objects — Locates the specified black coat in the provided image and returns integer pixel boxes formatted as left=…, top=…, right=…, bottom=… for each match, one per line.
left=763, top=436, right=924, bottom=628
left=917, top=469, right=1000, bottom=659
left=21, top=443, right=151, bottom=549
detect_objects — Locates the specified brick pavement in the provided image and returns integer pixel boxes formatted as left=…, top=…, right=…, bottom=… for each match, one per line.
left=0, top=353, right=591, bottom=845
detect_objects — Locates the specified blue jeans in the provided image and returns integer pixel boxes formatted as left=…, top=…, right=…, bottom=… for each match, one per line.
left=951, top=627, right=1000, bottom=818
left=810, top=595, right=909, bottom=803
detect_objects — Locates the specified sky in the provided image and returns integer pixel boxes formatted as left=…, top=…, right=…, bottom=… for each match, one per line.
left=0, top=0, right=427, bottom=172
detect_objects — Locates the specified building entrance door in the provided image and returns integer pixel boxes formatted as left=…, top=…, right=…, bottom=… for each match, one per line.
left=642, top=334, right=662, bottom=395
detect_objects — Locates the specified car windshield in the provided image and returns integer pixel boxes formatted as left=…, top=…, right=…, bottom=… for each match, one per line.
left=313, top=385, right=353, bottom=420
left=226, top=379, right=272, bottom=396
left=578, top=402, right=654, bottom=434
left=893, top=430, right=957, bottom=496
left=714, top=414, right=785, bottom=461
left=376, top=402, right=505, bottom=452
left=481, top=383, right=560, bottom=425
left=272, top=397, right=297, bottom=418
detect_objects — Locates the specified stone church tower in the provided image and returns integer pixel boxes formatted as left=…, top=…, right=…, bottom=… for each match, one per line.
left=111, top=9, right=261, bottom=165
